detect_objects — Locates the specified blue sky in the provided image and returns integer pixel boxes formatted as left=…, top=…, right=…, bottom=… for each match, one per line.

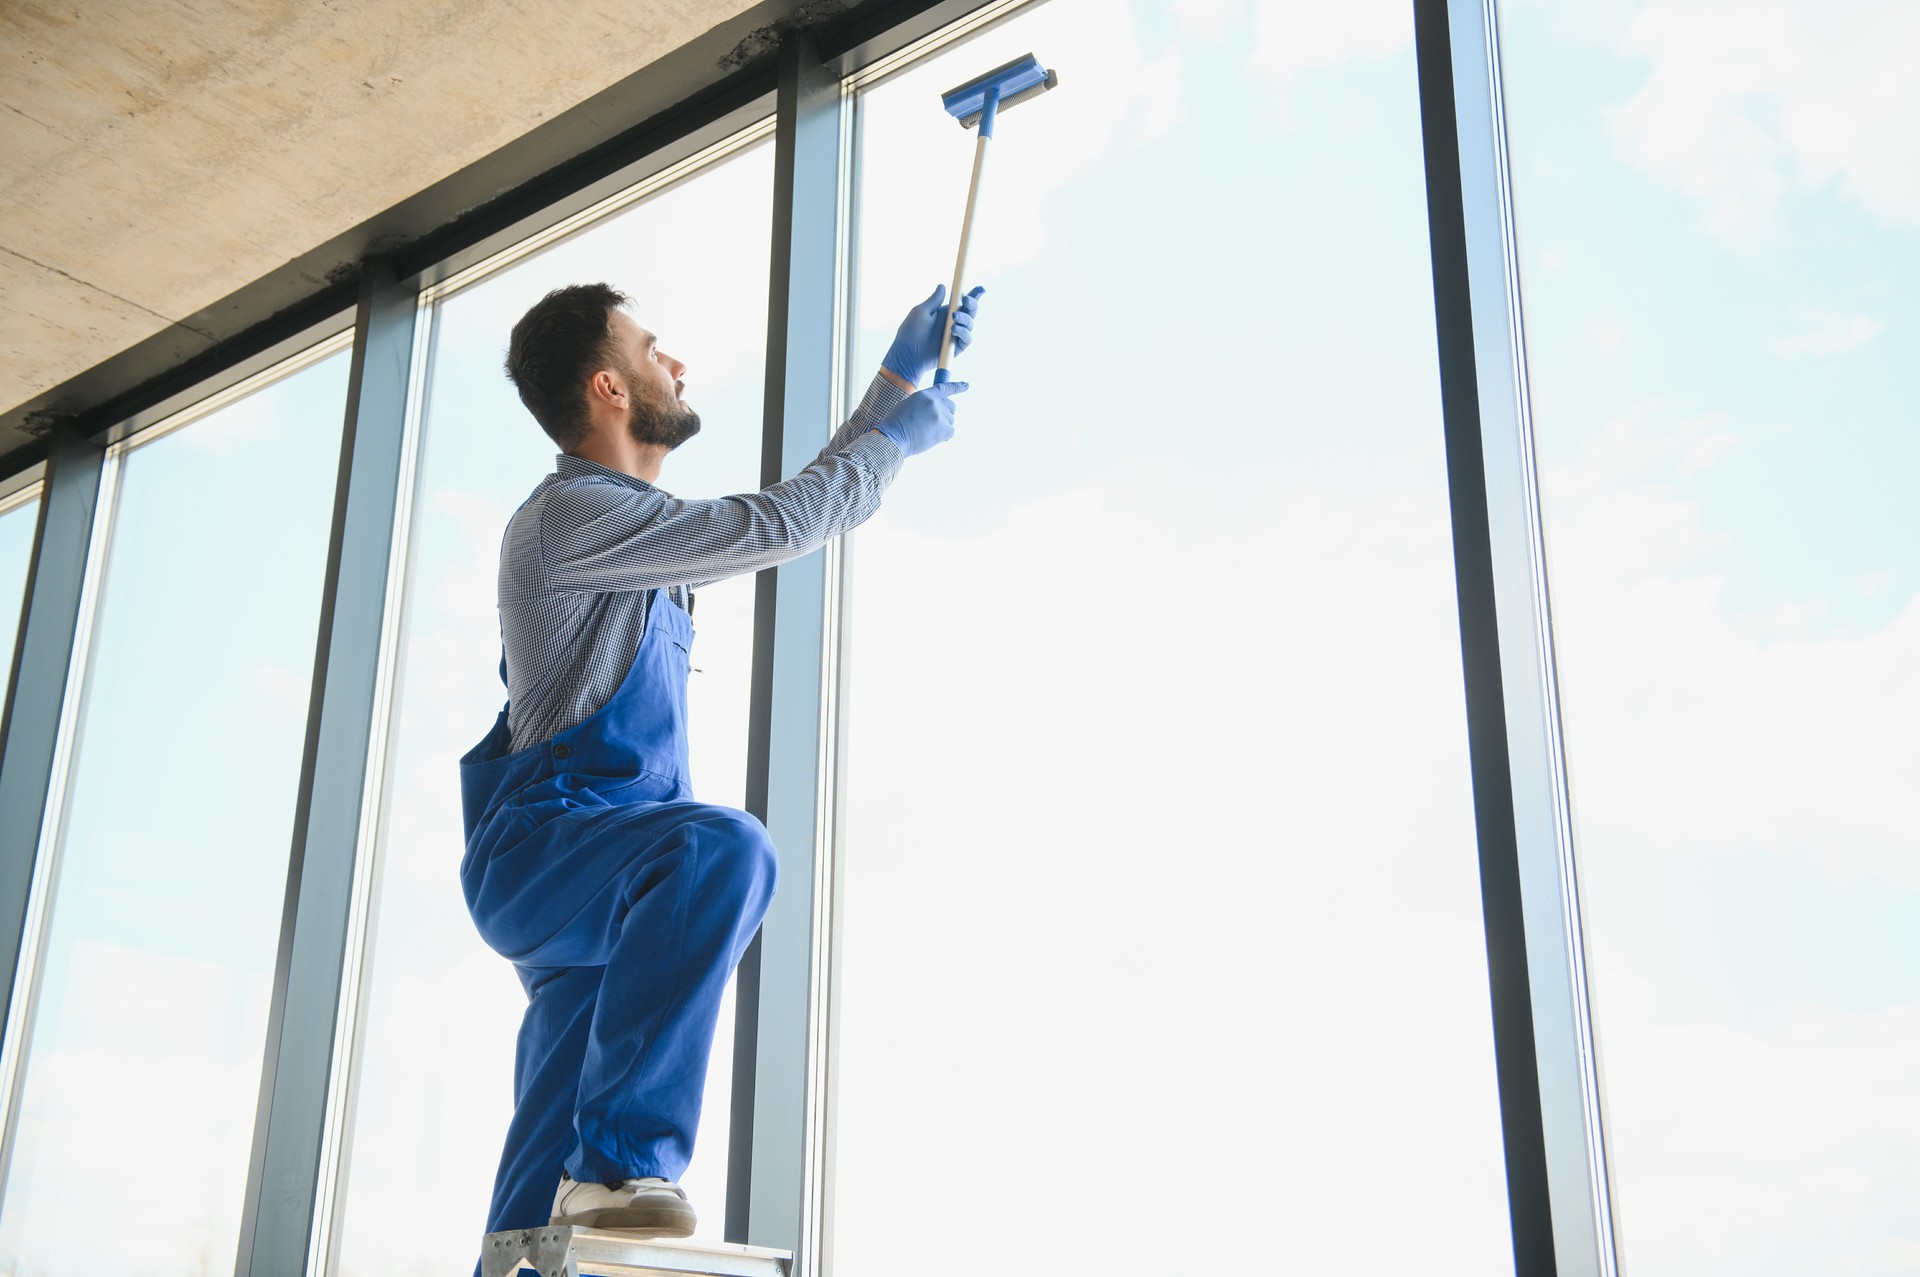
left=1505, top=3, right=1918, bottom=636
left=0, top=1, right=1912, bottom=1274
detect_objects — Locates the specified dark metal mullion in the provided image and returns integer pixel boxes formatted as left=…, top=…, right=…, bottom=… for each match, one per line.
left=731, top=30, right=843, bottom=1265
left=1414, top=3, right=1554, bottom=1265
left=1414, top=2, right=1618, bottom=1274
left=316, top=292, right=440, bottom=1277
left=235, top=262, right=420, bottom=1276
left=0, top=433, right=109, bottom=1207
left=0, top=436, right=102, bottom=1039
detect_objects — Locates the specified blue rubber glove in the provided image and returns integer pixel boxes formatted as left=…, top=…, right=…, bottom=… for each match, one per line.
left=881, top=284, right=985, bottom=386
left=873, top=381, right=968, bottom=457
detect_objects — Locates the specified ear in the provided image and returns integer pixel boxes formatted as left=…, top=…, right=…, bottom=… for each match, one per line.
left=589, top=367, right=627, bottom=406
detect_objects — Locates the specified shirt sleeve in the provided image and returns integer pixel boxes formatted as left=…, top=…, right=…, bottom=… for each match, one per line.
left=822, top=372, right=911, bottom=457
left=538, top=374, right=910, bottom=594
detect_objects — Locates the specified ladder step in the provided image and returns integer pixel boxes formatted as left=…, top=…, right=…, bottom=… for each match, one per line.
left=480, top=1225, right=793, bottom=1277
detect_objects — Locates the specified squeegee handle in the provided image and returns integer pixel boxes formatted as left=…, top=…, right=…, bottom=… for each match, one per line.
left=936, top=92, right=998, bottom=385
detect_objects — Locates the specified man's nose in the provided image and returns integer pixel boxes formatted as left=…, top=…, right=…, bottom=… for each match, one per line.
left=664, top=352, right=686, bottom=379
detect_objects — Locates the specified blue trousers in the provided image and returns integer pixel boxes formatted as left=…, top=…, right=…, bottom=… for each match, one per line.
left=473, top=800, right=777, bottom=1233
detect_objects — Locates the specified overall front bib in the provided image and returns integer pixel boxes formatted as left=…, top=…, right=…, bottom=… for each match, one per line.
left=458, top=588, right=776, bottom=1235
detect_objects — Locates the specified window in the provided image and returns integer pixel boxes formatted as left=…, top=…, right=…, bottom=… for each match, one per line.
left=1501, top=3, right=1920, bottom=1269
left=0, top=345, right=349, bottom=1276
left=828, top=3, right=1511, bottom=1271
left=24, top=2, right=1895, bottom=1265
left=329, top=131, right=774, bottom=1274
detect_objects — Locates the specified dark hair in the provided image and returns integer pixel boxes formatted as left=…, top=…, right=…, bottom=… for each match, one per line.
left=504, top=283, right=631, bottom=448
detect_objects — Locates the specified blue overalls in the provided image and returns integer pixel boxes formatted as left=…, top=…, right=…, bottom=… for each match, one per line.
left=459, top=587, right=777, bottom=1234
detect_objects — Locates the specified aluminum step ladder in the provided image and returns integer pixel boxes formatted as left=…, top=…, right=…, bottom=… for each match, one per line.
left=480, top=1226, right=791, bottom=1277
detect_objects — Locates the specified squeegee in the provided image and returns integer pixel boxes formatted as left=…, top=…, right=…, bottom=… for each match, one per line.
left=934, top=53, right=1059, bottom=383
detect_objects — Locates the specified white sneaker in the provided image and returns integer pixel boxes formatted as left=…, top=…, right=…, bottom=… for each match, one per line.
left=551, top=1174, right=697, bottom=1236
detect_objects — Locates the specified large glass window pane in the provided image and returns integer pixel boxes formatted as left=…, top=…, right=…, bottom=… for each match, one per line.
left=333, top=135, right=772, bottom=1274
left=1501, top=4, right=1920, bottom=1270
left=0, top=348, right=349, bottom=1275
left=0, top=488, right=39, bottom=712
left=830, top=4, right=1510, bottom=1272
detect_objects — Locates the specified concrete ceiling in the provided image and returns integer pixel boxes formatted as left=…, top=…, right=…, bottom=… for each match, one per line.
left=0, top=0, right=876, bottom=469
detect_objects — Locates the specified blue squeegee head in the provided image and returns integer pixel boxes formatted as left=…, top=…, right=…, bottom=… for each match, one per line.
left=940, top=53, right=1056, bottom=135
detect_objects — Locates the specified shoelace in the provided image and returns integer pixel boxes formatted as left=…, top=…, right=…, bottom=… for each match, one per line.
left=621, top=1177, right=687, bottom=1199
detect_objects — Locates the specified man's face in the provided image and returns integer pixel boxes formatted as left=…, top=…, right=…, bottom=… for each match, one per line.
left=607, top=309, right=700, bottom=450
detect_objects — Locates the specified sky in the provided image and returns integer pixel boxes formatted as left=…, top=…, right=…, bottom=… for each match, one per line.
left=1499, top=2, right=1919, bottom=1270
left=831, top=3, right=1507, bottom=1273
left=0, top=0, right=1912, bottom=1274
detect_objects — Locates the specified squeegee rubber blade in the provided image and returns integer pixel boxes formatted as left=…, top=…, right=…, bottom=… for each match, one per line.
left=940, top=52, right=1050, bottom=122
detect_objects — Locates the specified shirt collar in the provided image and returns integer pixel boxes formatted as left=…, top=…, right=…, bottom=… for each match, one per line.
left=554, top=453, right=658, bottom=491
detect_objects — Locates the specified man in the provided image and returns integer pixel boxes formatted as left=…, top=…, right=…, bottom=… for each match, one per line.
left=458, top=280, right=981, bottom=1242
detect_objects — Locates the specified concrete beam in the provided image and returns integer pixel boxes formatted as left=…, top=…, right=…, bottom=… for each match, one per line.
left=0, top=0, right=878, bottom=466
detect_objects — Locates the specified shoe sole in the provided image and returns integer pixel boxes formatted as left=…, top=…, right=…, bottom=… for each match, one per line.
left=551, top=1203, right=697, bottom=1237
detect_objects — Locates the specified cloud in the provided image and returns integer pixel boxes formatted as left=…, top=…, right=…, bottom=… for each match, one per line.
left=162, top=345, right=351, bottom=456
left=240, top=660, right=313, bottom=720
left=1542, top=404, right=1919, bottom=891
left=441, top=139, right=774, bottom=398
left=1671, top=413, right=1739, bottom=476
left=1606, top=0, right=1920, bottom=248
left=852, top=0, right=1423, bottom=347
left=0, top=943, right=271, bottom=1274
left=1597, top=974, right=1920, bottom=1274
left=830, top=478, right=1516, bottom=1275
left=853, top=0, right=1185, bottom=309
left=1556, top=403, right=1738, bottom=496
left=1172, top=0, right=1243, bottom=42
left=1523, top=396, right=1920, bottom=1270
left=1858, top=569, right=1895, bottom=599
left=1766, top=309, right=1886, bottom=358
left=1249, top=0, right=1411, bottom=126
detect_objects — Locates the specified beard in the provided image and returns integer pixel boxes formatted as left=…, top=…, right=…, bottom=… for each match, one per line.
left=623, top=364, right=702, bottom=451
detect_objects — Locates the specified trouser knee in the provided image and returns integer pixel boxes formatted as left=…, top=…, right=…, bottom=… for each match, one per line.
left=695, top=807, right=778, bottom=910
